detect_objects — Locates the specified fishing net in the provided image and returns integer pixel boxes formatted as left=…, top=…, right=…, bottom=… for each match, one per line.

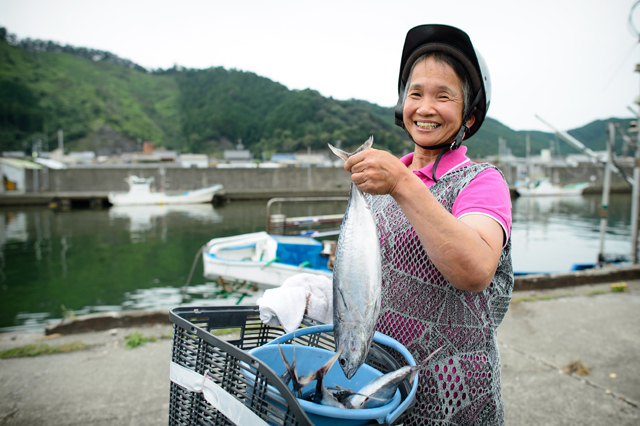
left=369, top=163, right=513, bottom=426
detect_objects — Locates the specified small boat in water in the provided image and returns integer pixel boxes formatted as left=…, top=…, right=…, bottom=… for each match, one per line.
left=202, top=231, right=334, bottom=289
left=515, top=178, right=589, bottom=197
left=108, top=175, right=223, bottom=206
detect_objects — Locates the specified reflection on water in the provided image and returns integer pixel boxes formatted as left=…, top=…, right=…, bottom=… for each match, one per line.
left=0, top=195, right=633, bottom=332
left=109, top=204, right=222, bottom=240
left=511, top=194, right=631, bottom=272
left=121, top=283, right=265, bottom=311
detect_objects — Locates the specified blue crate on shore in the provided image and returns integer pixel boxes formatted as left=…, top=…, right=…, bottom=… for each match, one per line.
left=168, top=306, right=416, bottom=426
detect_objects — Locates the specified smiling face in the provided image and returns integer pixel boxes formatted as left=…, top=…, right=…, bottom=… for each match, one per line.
left=403, top=56, right=475, bottom=149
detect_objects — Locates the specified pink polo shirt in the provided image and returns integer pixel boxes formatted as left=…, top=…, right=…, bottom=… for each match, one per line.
left=400, top=146, right=512, bottom=240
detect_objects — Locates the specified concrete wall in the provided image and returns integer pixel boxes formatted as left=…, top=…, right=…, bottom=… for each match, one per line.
left=493, top=162, right=634, bottom=186
left=21, top=163, right=635, bottom=195
left=28, top=166, right=354, bottom=194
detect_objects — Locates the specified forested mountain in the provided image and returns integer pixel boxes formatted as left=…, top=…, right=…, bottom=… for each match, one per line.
left=0, top=28, right=633, bottom=159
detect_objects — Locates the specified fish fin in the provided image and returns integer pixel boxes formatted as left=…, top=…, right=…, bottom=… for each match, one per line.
left=336, top=286, right=349, bottom=310
left=327, top=136, right=374, bottom=161
left=327, top=144, right=350, bottom=162
left=407, top=346, right=446, bottom=384
left=277, top=343, right=298, bottom=387
left=280, top=370, right=291, bottom=385
left=352, top=136, right=374, bottom=155
left=316, top=348, right=346, bottom=408
left=421, top=345, right=444, bottom=367
left=299, top=345, right=343, bottom=388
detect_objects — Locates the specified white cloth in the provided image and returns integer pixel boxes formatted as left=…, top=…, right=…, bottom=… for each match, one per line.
left=257, top=273, right=333, bottom=333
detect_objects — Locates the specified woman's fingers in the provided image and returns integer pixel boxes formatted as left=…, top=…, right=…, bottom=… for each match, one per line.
left=343, top=148, right=404, bottom=195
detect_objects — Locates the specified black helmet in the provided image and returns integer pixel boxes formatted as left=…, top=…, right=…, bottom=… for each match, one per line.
left=394, top=24, right=491, bottom=143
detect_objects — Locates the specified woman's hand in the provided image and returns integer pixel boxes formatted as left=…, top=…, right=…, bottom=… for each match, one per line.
left=343, top=148, right=411, bottom=196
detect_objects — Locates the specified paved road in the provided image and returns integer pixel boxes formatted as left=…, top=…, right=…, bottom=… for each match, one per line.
left=0, top=280, right=638, bottom=425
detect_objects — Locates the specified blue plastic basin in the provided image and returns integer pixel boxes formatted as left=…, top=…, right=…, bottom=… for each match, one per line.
left=250, top=324, right=418, bottom=426
left=249, top=344, right=400, bottom=426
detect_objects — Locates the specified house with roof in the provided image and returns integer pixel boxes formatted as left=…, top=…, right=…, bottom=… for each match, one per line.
left=0, top=157, right=43, bottom=194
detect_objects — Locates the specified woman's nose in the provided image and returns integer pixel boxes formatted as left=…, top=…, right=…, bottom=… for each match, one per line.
left=415, top=97, right=436, bottom=115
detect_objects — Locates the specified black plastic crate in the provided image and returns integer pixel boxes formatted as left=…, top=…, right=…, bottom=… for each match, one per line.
left=169, top=305, right=413, bottom=426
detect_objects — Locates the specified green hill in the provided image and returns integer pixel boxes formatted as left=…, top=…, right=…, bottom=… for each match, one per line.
left=0, top=28, right=633, bottom=159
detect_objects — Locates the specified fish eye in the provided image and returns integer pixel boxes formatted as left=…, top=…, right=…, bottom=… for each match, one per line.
left=340, top=358, right=346, bottom=367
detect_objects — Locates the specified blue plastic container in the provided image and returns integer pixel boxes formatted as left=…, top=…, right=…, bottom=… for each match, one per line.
left=250, top=324, right=418, bottom=426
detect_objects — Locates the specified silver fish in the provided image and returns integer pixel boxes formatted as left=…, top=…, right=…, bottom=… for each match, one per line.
left=349, top=346, right=444, bottom=409
left=328, top=136, right=382, bottom=380
left=278, top=343, right=343, bottom=399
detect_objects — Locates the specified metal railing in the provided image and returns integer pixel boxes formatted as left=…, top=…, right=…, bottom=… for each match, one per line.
left=265, top=196, right=348, bottom=235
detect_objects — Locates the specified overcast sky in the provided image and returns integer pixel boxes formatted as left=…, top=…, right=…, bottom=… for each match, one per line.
left=1, top=0, right=639, bottom=132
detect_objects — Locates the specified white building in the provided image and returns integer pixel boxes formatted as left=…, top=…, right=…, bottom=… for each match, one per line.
left=180, top=154, right=209, bottom=168
left=223, top=149, right=253, bottom=164
left=0, top=158, right=43, bottom=194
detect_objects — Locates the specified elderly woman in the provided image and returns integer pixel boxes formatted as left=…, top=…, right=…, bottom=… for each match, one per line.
left=259, top=23, right=513, bottom=425
left=344, top=25, right=513, bottom=425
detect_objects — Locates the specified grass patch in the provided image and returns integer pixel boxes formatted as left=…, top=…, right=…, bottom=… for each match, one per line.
left=124, top=330, right=158, bottom=349
left=610, top=282, right=627, bottom=293
left=586, top=283, right=628, bottom=296
left=124, top=330, right=173, bottom=349
left=60, top=304, right=76, bottom=320
left=211, top=327, right=240, bottom=337
left=586, top=289, right=609, bottom=296
left=0, top=341, right=87, bottom=359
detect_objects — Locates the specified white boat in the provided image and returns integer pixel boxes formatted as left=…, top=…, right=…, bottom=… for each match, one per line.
left=202, top=231, right=333, bottom=289
left=515, top=178, right=589, bottom=197
left=108, top=176, right=223, bottom=206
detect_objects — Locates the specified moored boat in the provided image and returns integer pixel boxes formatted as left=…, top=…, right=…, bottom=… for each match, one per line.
left=515, top=178, right=589, bottom=197
left=108, top=175, right=223, bottom=206
left=202, top=231, right=333, bottom=289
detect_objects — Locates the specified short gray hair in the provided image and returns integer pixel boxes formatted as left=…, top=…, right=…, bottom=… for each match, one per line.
left=403, top=52, right=473, bottom=121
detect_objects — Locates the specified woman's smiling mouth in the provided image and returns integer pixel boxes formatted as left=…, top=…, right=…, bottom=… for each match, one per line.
left=416, top=122, right=441, bottom=129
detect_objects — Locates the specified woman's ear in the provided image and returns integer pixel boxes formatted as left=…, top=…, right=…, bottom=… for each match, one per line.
left=465, top=110, right=476, bottom=129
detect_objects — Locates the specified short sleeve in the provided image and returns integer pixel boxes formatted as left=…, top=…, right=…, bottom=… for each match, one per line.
left=452, top=168, right=512, bottom=241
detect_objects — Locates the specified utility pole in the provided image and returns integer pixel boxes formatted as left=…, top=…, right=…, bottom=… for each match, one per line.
left=630, top=1, right=640, bottom=263
left=307, top=146, right=312, bottom=189
left=598, top=123, right=614, bottom=263
left=57, top=129, right=64, bottom=154
left=526, top=132, right=531, bottom=180
left=631, top=78, right=640, bottom=263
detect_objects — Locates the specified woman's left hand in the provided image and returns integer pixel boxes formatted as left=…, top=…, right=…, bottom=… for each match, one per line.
left=344, top=148, right=411, bottom=196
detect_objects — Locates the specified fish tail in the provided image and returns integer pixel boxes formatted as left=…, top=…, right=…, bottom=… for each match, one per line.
left=419, top=345, right=444, bottom=368
left=300, top=345, right=343, bottom=388
left=328, top=136, right=374, bottom=161
left=278, top=343, right=299, bottom=390
left=400, top=346, right=446, bottom=393
left=313, top=347, right=346, bottom=407
left=327, top=144, right=350, bottom=162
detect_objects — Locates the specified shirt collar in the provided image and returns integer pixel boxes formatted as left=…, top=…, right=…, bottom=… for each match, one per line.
left=400, top=146, right=472, bottom=186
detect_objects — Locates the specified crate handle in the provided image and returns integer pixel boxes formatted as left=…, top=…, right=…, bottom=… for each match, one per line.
left=170, top=362, right=271, bottom=426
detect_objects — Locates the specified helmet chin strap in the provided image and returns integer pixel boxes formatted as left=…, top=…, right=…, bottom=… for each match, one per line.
left=404, top=122, right=469, bottom=182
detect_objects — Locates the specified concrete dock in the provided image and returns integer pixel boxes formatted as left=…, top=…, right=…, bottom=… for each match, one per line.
left=0, top=279, right=638, bottom=425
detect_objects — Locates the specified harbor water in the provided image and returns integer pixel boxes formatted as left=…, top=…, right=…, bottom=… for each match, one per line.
left=0, top=194, right=633, bottom=332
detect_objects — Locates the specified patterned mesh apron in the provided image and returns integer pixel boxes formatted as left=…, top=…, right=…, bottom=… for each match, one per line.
left=369, top=163, right=513, bottom=426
